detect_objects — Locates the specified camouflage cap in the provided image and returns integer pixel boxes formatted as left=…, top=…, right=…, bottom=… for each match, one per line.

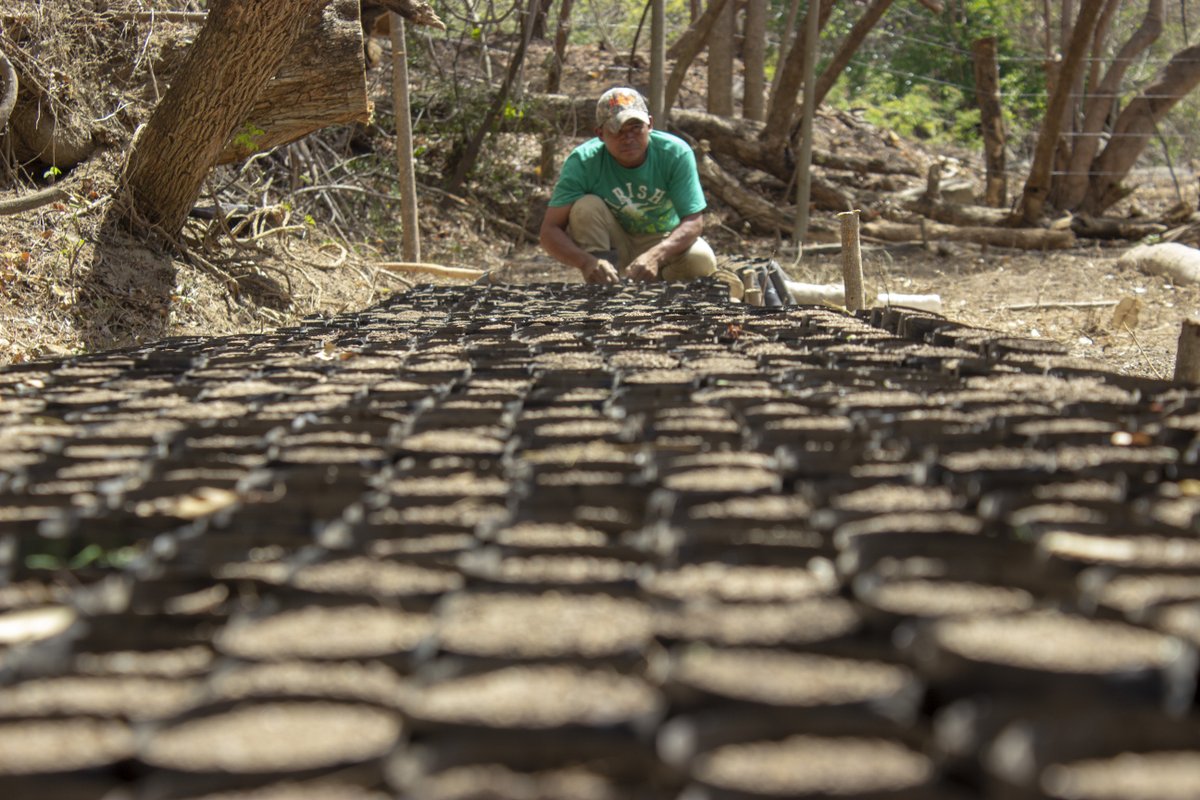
left=596, top=87, right=650, bottom=133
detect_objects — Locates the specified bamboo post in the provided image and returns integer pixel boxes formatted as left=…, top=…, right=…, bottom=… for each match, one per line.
left=791, top=0, right=820, bottom=265
left=391, top=14, right=421, bottom=262
left=649, top=0, right=665, bottom=120
left=838, top=209, right=865, bottom=311
left=1174, top=318, right=1200, bottom=383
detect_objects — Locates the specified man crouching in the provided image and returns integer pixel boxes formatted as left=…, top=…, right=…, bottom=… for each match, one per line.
left=539, top=87, right=717, bottom=284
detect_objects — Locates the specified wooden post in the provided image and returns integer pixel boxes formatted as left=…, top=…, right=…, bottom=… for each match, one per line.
left=391, top=14, right=421, bottom=262
left=1174, top=318, right=1200, bottom=383
left=838, top=209, right=865, bottom=311
left=972, top=36, right=1008, bottom=208
left=791, top=0, right=820, bottom=264
left=649, top=0, right=665, bottom=120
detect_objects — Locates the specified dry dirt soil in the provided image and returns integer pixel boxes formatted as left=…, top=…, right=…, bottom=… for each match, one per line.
left=1, top=17, right=1198, bottom=381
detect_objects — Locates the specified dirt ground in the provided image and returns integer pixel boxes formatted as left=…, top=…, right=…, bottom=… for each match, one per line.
left=1, top=17, right=1198, bottom=380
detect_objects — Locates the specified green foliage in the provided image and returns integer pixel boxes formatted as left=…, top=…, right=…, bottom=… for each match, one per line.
left=232, top=122, right=266, bottom=154
left=813, top=0, right=1048, bottom=148
left=571, top=0, right=695, bottom=50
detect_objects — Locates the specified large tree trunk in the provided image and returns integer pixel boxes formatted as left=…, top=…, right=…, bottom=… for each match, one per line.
left=763, top=0, right=833, bottom=155
left=115, top=0, right=332, bottom=237
left=218, top=0, right=370, bottom=164
left=539, top=0, right=576, bottom=183
left=972, top=36, right=1008, bottom=208
left=1055, top=0, right=1163, bottom=210
left=1083, top=44, right=1200, bottom=215
left=662, top=0, right=732, bottom=120
left=706, top=0, right=735, bottom=116
left=1014, top=0, right=1105, bottom=225
left=742, top=0, right=766, bottom=121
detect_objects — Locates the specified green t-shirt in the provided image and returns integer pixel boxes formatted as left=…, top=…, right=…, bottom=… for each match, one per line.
left=548, top=130, right=706, bottom=235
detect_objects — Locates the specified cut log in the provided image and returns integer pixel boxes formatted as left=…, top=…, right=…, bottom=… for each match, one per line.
left=862, top=219, right=1076, bottom=250
left=906, top=198, right=1010, bottom=227
left=217, top=0, right=370, bottom=164
left=1175, top=318, right=1200, bottom=383
left=1071, top=214, right=1168, bottom=240
left=1117, top=242, right=1200, bottom=284
left=838, top=210, right=866, bottom=311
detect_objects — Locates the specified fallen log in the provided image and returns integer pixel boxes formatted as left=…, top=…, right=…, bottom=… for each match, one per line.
left=1071, top=214, right=1168, bottom=240
left=862, top=219, right=1076, bottom=250
left=1117, top=242, right=1200, bottom=285
left=696, top=151, right=837, bottom=240
left=906, top=197, right=1009, bottom=227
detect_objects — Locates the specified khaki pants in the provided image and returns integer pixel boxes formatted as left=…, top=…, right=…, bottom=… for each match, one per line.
left=567, top=194, right=717, bottom=281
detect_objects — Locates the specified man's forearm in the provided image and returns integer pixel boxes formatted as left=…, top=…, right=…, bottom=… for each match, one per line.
left=540, top=225, right=596, bottom=273
left=644, top=215, right=703, bottom=265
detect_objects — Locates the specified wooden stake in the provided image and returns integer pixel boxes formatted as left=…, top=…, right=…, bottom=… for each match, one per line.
left=377, top=262, right=485, bottom=280
left=838, top=209, right=865, bottom=311
left=1174, top=318, right=1200, bottom=383
left=391, top=14, right=421, bottom=263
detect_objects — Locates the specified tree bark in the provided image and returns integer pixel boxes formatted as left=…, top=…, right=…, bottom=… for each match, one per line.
left=1174, top=318, right=1200, bottom=383
left=768, top=0, right=804, bottom=102
left=1015, top=0, right=1105, bottom=225
left=1083, top=44, right=1200, bottom=214
left=1056, top=0, right=1163, bottom=210
left=706, top=0, right=735, bottom=116
left=0, top=47, right=16, bottom=134
left=743, top=0, right=767, bottom=121
left=116, top=0, right=332, bottom=237
left=907, top=198, right=1010, bottom=227
left=650, top=0, right=665, bottom=120
left=539, top=0, right=576, bottom=183
left=662, top=0, right=732, bottom=121
left=763, top=0, right=833, bottom=155
left=794, top=0, right=822, bottom=247
left=972, top=36, right=1008, bottom=208
left=696, top=149, right=837, bottom=239
left=217, top=0, right=370, bottom=164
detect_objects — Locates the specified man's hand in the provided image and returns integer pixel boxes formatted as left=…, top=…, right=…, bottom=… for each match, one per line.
left=627, top=251, right=662, bottom=282
left=582, top=258, right=620, bottom=284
